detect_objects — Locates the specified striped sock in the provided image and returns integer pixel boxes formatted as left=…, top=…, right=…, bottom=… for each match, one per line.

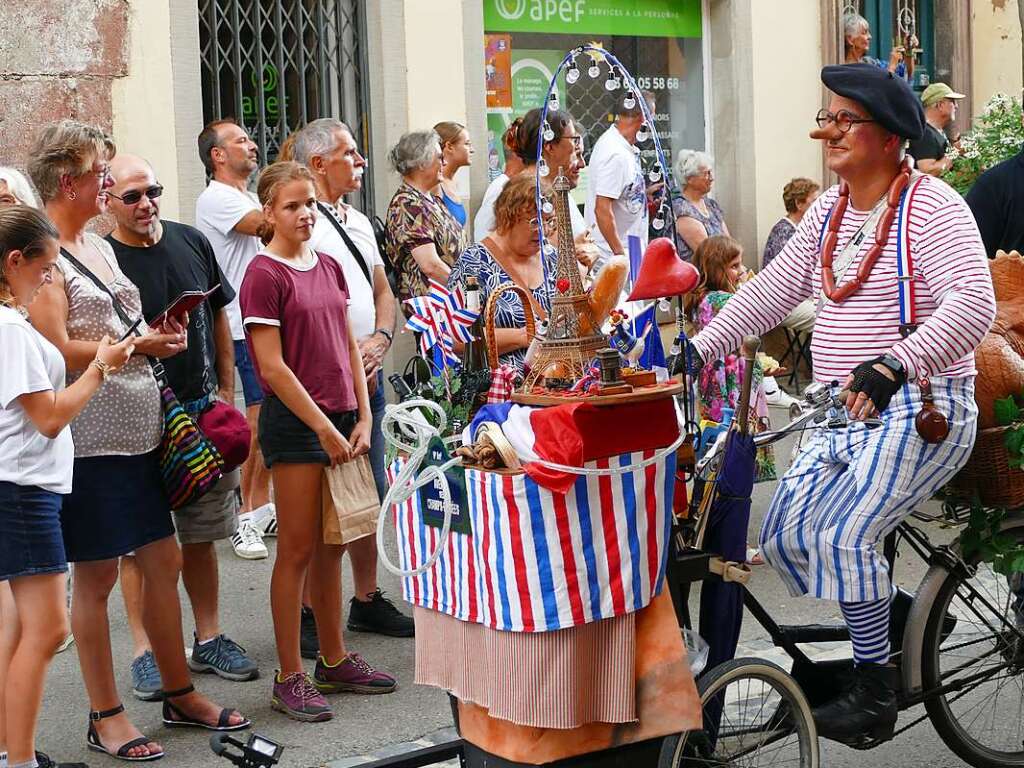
left=840, top=597, right=891, bottom=665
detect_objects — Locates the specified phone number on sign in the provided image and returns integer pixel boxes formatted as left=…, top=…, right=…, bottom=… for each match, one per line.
left=633, top=76, right=680, bottom=91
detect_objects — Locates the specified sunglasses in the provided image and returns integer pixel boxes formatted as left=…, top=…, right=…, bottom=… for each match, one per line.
left=815, top=109, right=875, bottom=134
left=107, top=184, right=164, bottom=205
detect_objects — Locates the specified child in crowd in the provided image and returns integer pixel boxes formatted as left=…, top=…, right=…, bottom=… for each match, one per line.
left=0, top=206, right=133, bottom=768
left=685, top=235, right=777, bottom=483
left=239, top=162, right=395, bottom=723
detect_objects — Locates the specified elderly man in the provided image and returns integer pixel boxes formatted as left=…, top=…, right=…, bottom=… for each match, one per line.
left=291, top=119, right=413, bottom=642
left=584, top=90, right=656, bottom=266
left=689, top=64, right=995, bottom=744
left=908, top=82, right=965, bottom=176
left=195, top=119, right=275, bottom=559
left=105, top=153, right=259, bottom=697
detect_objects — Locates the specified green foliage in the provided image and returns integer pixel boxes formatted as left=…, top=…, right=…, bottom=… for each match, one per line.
left=961, top=501, right=1024, bottom=576
left=942, top=93, right=1024, bottom=196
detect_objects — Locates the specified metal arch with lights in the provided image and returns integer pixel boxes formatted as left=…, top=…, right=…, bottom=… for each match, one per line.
left=530, top=43, right=680, bottom=302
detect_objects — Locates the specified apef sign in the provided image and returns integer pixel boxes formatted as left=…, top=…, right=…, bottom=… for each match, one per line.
left=419, top=437, right=472, bottom=535
left=484, top=0, right=702, bottom=39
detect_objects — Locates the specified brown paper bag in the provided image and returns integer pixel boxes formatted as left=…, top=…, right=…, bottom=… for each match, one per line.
left=321, top=455, right=378, bottom=545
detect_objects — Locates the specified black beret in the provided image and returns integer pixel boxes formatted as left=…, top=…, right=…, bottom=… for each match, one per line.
left=821, top=63, right=925, bottom=141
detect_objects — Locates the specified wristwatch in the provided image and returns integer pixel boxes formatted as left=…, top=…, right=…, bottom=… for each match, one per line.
left=878, top=352, right=907, bottom=383
left=375, top=327, right=394, bottom=344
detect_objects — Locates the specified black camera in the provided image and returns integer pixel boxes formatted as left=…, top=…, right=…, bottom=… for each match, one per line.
left=210, top=733, right=284, bottom=767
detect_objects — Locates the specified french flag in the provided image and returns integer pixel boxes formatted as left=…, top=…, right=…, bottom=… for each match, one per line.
left=465, top=398, right=680, bottom=494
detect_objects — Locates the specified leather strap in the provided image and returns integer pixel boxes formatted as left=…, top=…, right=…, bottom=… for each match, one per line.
left=161, top=683, right=196, bottom=699
left=89, top=703, right=126, bottom=721
left=316, top=201, right=373, bottom=286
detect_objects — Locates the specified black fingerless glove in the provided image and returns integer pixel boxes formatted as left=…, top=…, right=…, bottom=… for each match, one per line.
left=850, top=355, right=907, bottom=412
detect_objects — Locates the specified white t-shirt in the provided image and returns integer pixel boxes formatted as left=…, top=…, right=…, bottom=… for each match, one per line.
left=308, top=202, right=385, bottom=340
left=0, top=306, right=74, bottom=493
left=474, top=172, right=587, bottom=242
left=584, top=124, right=649, bottom=260
left=195, top=180, right=262, bottom=340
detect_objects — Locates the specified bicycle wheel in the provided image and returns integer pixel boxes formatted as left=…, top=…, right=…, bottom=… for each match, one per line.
left=921, top=522, right=1024, bottom=768
left=658, top=658, right=819, bottom=768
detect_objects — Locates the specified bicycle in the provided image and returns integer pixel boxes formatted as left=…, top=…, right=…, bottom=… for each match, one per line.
left=659, top=381, right=1024, bottom=768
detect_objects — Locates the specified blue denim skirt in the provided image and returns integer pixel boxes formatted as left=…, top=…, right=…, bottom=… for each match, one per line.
left=0, top=481, right=67, bottom=582
left=59, top=451, right=175, bottom=562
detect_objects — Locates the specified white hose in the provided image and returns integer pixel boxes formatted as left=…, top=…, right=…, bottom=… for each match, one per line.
left=376, top=400, right=685, bottom=579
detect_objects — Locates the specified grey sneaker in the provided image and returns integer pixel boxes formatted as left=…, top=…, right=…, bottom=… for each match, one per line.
left=130, top=649, right=163, bottom=701
left=188, top=634, right=260, bottom=681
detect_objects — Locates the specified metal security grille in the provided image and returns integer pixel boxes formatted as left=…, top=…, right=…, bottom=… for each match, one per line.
left=198, top=0, right=373, bottom=212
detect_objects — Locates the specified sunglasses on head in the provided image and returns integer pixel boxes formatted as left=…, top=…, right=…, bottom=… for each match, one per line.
left=107, top=184, right=164, bottom=205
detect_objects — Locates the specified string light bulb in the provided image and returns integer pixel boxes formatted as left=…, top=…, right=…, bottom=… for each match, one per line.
left=538, top=158, right=550, bottom=177
left=588, top=62, right=601, bottom=79
left=548, top=92, right=560, bottom=111
left=543, top=121, right=554, bottom=141
left=566, top=62, right=580, bottom=84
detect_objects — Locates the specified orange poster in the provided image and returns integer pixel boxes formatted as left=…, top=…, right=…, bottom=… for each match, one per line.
left=485, top=34, right=512, bottom=110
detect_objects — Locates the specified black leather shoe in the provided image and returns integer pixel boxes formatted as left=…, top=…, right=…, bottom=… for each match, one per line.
left=300, top=605, right=319, bottom=660
left=812, top=662, right=899, bottom=746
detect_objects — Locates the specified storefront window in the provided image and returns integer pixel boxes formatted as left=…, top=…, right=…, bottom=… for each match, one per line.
left=482, top=0, right=706, bottom=204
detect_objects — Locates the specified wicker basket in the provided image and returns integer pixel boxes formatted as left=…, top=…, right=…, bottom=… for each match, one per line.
left=948, top=425, right=1024, bottom=508
left=483, top=282, right=536, bottom=370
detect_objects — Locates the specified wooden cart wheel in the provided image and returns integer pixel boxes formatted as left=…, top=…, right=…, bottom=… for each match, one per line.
left=483, top=282, right=536, bottom=370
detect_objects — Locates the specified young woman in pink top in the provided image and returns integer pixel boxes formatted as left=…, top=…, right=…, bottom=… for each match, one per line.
left=240, top=162, right=395, bottom=723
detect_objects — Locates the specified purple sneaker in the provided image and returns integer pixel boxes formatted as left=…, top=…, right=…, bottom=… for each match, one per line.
left=314, top=653, right=398, bottom=694
left=271, top=671, right=333, bottom=721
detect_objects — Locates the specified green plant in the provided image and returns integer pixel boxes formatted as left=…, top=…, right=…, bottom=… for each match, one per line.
left=961, top=502, right=1024, bottom=576
left=942, top=93, right=1024, bottom=196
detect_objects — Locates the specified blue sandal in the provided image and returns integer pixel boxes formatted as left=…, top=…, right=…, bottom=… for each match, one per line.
left=161, top=684, right=250, bottom=731
left=86, top=703, right=164, bottom=762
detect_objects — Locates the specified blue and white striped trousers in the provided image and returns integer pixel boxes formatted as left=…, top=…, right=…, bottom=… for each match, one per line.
left=759, top=377, right=978, bottom=603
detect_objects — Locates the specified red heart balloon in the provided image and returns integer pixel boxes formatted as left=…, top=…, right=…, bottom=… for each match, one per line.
left=627, top=237, right=700, bottom=301
left=556, top=277, right=570, bottom=293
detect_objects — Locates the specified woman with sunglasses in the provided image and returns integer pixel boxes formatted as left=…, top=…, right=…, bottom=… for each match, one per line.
left=26, top=120, right=249, bottom=763
left=474, top=107, right=589, bottom=243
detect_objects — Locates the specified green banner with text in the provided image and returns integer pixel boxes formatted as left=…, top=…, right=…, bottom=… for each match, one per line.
left=483, top=0, right=701, bottom=38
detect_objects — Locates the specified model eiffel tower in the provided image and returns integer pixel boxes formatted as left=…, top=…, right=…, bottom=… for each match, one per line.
left=520, top=167, right=608, bottom=389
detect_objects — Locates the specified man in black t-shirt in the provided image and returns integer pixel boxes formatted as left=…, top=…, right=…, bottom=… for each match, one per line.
left=106, top=153, right=259, bottom=698
left=907, top=82, right=965, bottom=176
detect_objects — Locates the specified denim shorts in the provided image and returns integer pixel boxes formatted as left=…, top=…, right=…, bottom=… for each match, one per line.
left=0, top=481, right=67, bottom=582
left=234, top=339, right=264, bottom=408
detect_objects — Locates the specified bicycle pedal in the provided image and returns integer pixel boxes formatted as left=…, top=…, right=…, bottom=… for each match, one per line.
left=835, top=723, right=896, bottom=750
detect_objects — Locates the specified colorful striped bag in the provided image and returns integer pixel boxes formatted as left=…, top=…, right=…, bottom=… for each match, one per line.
left=152, top=361, right=224, bottom=510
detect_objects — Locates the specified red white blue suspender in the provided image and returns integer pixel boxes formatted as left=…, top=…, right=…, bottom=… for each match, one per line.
left=896, top=174, right=926, bottom=340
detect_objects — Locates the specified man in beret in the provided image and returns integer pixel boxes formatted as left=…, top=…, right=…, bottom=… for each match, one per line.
left=689, top=63, right=995, bottom=744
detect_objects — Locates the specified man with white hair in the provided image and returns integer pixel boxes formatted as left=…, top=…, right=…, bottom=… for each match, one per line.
left=291, top=119, right=413, bottom=643
left=584, top=90, right=656, bottom=265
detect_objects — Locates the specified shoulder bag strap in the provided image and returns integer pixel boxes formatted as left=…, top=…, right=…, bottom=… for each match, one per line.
left=315, top=202, right=372, bottom=286
left=59, top=247, right=169, bottom=386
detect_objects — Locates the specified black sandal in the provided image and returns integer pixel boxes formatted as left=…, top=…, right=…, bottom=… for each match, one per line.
left=86, top=703, right=165, bottom=762
left=161, top=684, right=250, bottom=732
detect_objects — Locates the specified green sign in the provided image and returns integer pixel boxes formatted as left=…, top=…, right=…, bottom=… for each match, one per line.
left=419, top=437, right=472, bottom=535
left=483, top=0, right=702, bottom=39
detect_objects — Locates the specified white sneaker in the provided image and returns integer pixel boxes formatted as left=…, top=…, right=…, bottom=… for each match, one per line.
left=766, top=388, right=800, bottom=409
left=253, top=504, right=277, bottom=538
left=231, top=519, right=268, bottom=560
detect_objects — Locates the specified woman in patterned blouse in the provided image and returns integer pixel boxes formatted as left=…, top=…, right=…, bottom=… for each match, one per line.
left=385, top=131, right=468, bottom=316
left=672, top=149, right=730, bottom=262
left=448, top=173, right=558, bottom=372
left=762, top=177, right=819, bottom=268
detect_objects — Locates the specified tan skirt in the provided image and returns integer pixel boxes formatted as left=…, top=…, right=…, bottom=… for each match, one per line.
left=415, top=607, right=636, bottom=729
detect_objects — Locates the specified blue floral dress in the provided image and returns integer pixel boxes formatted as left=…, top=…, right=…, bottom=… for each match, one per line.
left=447, top=242, right=556, bottom=373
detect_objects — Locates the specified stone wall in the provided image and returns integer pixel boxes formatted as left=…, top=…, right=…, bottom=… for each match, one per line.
left=0, top=1, right=129, bottom=172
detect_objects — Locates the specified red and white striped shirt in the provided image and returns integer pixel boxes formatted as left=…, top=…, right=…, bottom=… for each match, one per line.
left=693, top=175, right=996, bottom=383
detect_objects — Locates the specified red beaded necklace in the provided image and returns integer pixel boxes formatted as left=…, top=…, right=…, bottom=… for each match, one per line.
left=820, top=160, right=912, bottom=303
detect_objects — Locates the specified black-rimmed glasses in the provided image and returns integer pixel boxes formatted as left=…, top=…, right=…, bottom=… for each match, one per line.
left=107, top=184, right=164, bottom=205
left=815, top=109, right=875, bottom=134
